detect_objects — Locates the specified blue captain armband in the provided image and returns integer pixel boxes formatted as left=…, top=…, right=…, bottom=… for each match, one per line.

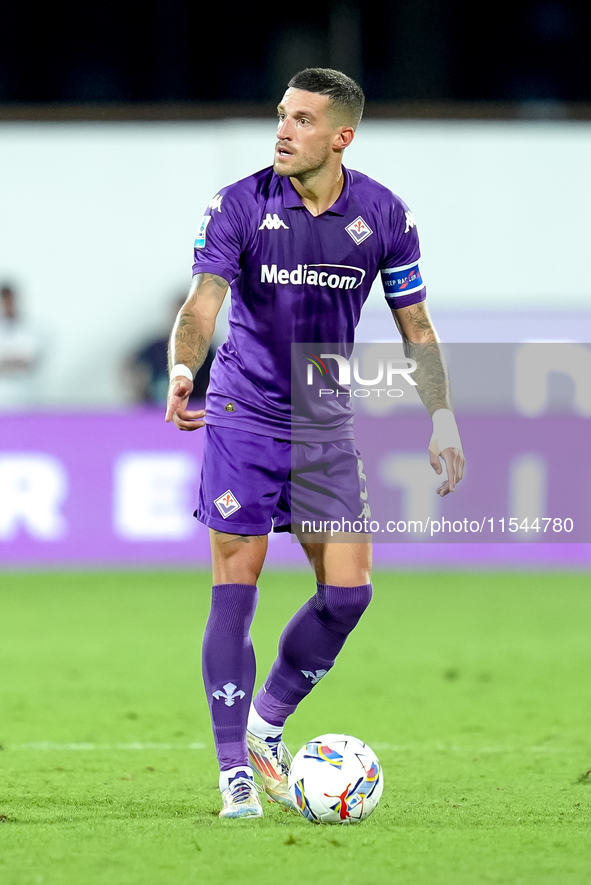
left=381, top=262, right=424, bottom=302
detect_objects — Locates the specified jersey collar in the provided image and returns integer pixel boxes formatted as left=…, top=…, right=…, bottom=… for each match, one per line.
left=279, top=166, right=350, bottom=216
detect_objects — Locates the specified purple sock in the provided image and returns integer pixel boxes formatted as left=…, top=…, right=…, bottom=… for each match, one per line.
left=254, top=583, right=372, bottom=727
left=202, top=583, right=258, bottom=770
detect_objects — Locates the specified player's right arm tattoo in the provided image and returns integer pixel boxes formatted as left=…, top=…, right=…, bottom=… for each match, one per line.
left=391, top=301, right=452, bottom=416
left=168, top=273, right=228, bottom=376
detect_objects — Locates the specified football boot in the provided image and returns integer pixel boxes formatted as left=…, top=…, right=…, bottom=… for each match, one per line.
left=219, top=776, right=263, bottom=819
left=247, top=731, right=299, bottom=813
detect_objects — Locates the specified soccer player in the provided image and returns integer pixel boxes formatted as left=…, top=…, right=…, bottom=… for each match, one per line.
left=165, top=68, right=464, bottom=819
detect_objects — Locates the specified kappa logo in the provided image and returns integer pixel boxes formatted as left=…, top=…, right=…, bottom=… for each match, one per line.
left=214, top=489, right=241, bottom=518
left=301, top=669, right=328, bottom=685
left=259, top=213, right=289, bottom=230
left=345, top=215, right=373, bottom=245
left=208, top=193, right=223, bottom=212
left=213, top=682, right=245, bottom=707
left=404, top=210, right=416, bottom=233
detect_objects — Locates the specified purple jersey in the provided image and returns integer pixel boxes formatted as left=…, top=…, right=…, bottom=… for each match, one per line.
left=192, top=165, right=425, bottom=440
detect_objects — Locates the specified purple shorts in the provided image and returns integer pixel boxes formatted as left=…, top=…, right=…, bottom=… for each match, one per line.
left=196, top=425, right=370, bottom=535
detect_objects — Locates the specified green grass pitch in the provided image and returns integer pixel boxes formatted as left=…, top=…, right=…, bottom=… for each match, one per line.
left=1, top=569, right=590, bottom=885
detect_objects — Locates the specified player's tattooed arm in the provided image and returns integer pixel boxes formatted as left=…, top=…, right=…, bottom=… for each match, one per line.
left=165, top=273, right=229, bottom=430
left=168, top=273, right=229, bottom=376
left=391, top=300, right=452, bottom=416
left=392, top=298, right=464, bottom=497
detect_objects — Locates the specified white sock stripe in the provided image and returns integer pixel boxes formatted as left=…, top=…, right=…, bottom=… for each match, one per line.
left=219, top=765, right=254, bottom=792
left=247, top=703, right=283, bottom=740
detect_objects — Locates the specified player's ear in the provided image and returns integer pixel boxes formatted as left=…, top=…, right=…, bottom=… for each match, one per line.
left=333, top=127, right=355, bottom=150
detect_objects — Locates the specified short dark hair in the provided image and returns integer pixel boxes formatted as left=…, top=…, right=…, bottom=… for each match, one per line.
left=287, top=68, right=365, bottom=130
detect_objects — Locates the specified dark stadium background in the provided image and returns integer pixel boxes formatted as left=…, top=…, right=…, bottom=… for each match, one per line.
left=1, top=0, right=591, bottom=107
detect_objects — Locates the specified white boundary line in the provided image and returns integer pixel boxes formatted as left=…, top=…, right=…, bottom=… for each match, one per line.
left=7, top=741, right=567, bottom=754
left=372, top=743, right=567, bottom=753
left=12, top=742, right=208, bottom=751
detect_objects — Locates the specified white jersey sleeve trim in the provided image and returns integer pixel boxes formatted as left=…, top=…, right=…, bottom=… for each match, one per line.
left=383, top=259, right=422, bottom=273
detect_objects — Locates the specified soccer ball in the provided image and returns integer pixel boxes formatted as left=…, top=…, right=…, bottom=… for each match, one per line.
left=288, top=733, right=383, bottom=824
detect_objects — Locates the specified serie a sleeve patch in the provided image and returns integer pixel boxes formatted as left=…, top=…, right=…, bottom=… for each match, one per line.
left=194, top=216, right=211, bottom=249
left=381, top=262, right=424, bottom=300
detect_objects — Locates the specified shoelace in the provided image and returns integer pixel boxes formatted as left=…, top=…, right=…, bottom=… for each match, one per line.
left=228, top=777, right=259, bottom=804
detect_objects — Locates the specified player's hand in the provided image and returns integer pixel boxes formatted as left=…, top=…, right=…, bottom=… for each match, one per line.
left=429, top=446, right=465, bottom=496
left=165, top=376, right=206, bottom=431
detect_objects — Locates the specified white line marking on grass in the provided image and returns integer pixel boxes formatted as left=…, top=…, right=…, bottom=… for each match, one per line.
left=479, top=745, right=566, bottom=754
left=11, top=741, right=566, bottom=754
left=14, top=742, right=208, bottom=751
left=371, top=743, right=567, bottom=754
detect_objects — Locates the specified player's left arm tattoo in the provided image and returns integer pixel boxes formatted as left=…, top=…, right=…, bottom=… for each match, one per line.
left=391, top=301, right=452, bottom=416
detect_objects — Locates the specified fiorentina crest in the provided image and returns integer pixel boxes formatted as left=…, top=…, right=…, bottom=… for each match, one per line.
left=345, top=215, right=373, bottom=245
left=302, top=669, right=328, bottom=685
left=214, top=489, right=241, bottom=518
left=213, top=682, right=245, bottom=707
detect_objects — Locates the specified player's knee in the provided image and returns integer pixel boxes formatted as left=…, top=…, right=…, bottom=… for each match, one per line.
left=310, top=583, right=373, bottom=634
left=210, top=531, right=268, bottom=585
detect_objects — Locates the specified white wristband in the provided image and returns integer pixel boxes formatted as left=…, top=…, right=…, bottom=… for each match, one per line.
left=429, top=408, right=462, bottom=455
left=170, top=363, right=194, bottom=382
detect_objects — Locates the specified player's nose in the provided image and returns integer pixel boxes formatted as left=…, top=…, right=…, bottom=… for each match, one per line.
left=276, top=117, right=292, bottom=139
